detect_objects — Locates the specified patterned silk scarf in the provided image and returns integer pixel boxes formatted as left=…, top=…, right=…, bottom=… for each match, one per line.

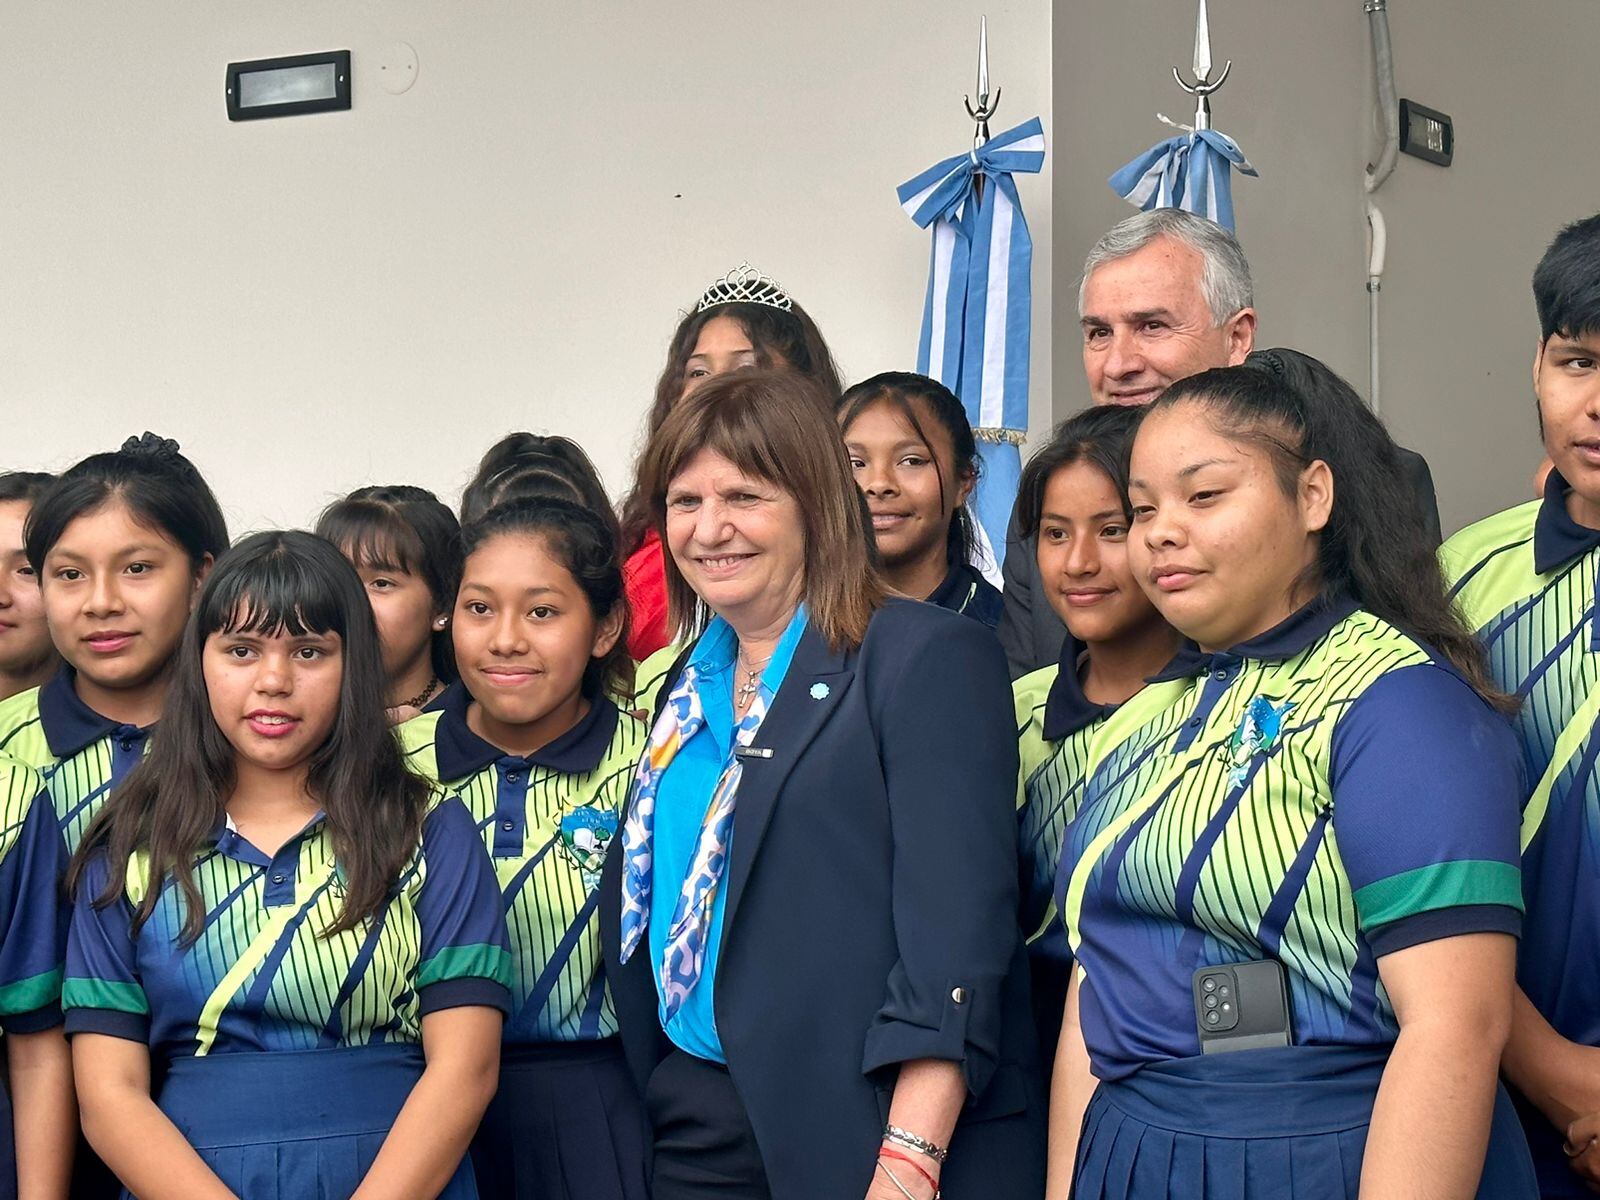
left=618, top=660, right=773, bottom=1018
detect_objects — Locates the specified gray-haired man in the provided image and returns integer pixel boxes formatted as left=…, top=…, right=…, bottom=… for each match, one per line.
left=998, top=209, right=1440, bottom=677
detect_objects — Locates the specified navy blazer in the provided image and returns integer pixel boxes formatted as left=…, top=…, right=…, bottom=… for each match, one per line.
left=600, top=599, right=1045, bottom=1200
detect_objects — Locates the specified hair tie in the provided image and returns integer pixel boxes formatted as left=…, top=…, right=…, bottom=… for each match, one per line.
left=120, top=431, right=183, bottom=461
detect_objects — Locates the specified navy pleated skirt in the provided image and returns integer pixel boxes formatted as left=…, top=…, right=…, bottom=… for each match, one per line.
left=469, top=1038, right=650, bottom=1200
left=1071, top=1046, right=1536, bottom=1200
left=138, top=1044, right=476, bottom=1200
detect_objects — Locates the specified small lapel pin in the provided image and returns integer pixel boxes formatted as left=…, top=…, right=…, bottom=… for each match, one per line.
left=734, top=745, right=775, bottom=760
left=810, top=682, right=831, bottom=701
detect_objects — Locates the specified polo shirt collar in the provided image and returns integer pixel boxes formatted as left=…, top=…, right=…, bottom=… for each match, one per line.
left=38, top=666, right=137, bottom=760
left=432, top=680, right=621, bottom=782
left=1043, top=633, right=1119, bottom=740
left=1151, top=592, right=1360, bottom=682
left=927, top=562, right=978, bottom=614
left=209, top=808, right=328, bottom=866
left=1533, top=468, right=1600, bottom=574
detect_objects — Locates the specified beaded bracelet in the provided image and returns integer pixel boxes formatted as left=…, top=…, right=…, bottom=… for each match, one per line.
left=883, top=1123, right=949, bottom=1164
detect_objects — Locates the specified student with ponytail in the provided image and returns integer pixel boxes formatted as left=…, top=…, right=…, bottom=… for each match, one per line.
left=64, top=531, right=509, bottom=1200
left=1048, top=351, right=1534, bottom=1199
left=0, top=434, right=227, bottom=855
left=399, top=497, right=647, bottom=1199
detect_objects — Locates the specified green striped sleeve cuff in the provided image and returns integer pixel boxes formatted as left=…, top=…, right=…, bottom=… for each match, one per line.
left=417, top=944, right=514, bottom=991
left=1353, top=860, right=1523, bottom=930
left=0, top=968, right=62, bottom=1017
left=62, top=978, right=151, bottom=1016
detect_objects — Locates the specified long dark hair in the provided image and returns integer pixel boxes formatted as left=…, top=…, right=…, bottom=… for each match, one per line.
left=619, top=296, right=843, bottom=554
left=1154, top=350, right=1509, bottom=708
left=459, top=497, right=632, bottom=702
left=1015, top=405, right=1143, bottom=537
left=459, top=433, right=617, bottom=535
left=314, top=485, right=461, bottom=684
left=836, top=372, right=981, bottom=568
left=68, top=531, right=430, bottom=942
left=25, top=433, right=227, bottom=574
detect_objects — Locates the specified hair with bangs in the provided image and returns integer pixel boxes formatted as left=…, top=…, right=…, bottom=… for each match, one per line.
left=68, top=530, right=430, bottom=944
left=1015, top=405, right=1143, bottom=537
left=315, top=484, right=461, bottom=683
left=636, top=369, right=884, bottom=649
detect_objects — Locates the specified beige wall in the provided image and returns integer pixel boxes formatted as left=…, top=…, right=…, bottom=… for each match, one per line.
left=1052, top=0, right=1599, bottom=534
left=0, top=1, right=1053, bottom=532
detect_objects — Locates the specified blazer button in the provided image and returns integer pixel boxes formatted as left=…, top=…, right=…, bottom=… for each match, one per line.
left=951, top=987, right=967, bottom=1004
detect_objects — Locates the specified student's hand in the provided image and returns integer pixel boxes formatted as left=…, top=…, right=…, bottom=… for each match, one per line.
left=866, top=1152, right=939, bottom=1200
left=1567, top=1111, right=1600, bottom=1188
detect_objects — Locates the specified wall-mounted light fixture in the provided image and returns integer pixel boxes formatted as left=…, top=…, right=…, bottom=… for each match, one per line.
left=226, top=51, right=351, bottom=121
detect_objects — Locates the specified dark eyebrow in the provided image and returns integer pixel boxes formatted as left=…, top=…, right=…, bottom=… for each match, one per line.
left=1128, top=309, right=1175, bottom=324
left=1178, top=458, right=1231, bottom=479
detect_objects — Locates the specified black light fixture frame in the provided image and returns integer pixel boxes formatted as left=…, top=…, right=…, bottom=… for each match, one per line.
left=1398, top=98, right=1454, bottom=167
left=226, top=50, right=352, bottom=122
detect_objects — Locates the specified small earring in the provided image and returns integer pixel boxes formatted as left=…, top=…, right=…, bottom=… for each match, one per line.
left=433, top=617, right=449, bottom=630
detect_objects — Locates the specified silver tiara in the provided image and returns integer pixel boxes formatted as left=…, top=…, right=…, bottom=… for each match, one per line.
left=695, top=262, right=793, bottom=314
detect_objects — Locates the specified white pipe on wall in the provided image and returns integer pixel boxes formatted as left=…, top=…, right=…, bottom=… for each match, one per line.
left=1364, top=0, right=1400, bottom=415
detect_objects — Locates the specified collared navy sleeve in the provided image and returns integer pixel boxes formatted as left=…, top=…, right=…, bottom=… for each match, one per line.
left=860, top=614, right=1020, bottom=1096
left=415, top=796, right=514, bottom=1017
left=0, top=762, right=67, bottom=1033
left=1329, top=663, right=1524, bottom=957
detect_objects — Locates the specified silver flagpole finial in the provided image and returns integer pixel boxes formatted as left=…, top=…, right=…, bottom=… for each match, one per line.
left=964, top=15, right=1001, bottom=150
left=1193, top=0, right=1213, bottom=82
left=1171, top=0, right=1231, bottom=131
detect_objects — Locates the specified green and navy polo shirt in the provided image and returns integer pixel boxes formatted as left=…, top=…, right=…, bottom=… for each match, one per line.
left=1061, top=596, right=1524, bottom=1080
left=0, top=668, right=152, bottom=853
left=400, top=686, right=643, bottom=1044
left=63, top=794, right=511, bottom=1061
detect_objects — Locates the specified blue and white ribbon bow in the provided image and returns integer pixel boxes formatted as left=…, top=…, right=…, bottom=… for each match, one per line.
left=618, top=662, right=772, bottom=1019
left=898, top=116, right=1046, bottom=577
left=1109, top=123, right=1256, bottom=233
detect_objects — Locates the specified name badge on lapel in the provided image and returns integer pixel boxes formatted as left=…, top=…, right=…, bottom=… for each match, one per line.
left=734, top=745, right=775, bottom=760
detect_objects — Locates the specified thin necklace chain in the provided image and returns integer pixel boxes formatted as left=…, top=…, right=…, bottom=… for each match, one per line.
left=734, top=648, right=774, bottom=712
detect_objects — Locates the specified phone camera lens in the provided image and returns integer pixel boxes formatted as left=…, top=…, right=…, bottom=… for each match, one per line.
left=1204, top=994, right=1218, bottom=1009
left=1205, top=1011, right=1220, bottom=1025
left=1203, top=977, right=1217, bottom=993
left=1218, top=985, right=1231, bottom=998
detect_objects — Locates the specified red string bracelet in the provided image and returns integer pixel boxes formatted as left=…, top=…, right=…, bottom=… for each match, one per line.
left=879, top=1145, right=940, bottom=1194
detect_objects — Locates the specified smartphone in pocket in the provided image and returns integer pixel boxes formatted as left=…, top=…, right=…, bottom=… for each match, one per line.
left=1193, top=959, right=1292, bottom=1053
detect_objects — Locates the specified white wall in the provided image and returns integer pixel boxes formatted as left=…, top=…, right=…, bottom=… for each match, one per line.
left=1, top=1, right=1053, bottom=534
left=1052, top=0, right=1600, bottom=534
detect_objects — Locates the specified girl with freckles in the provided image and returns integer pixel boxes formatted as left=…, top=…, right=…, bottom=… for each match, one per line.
left=63, top=531, right=510, bottom=1200
left=1047, top=351, right=1536, bottom=1200
left=399, top=497, right=649, bottom=1200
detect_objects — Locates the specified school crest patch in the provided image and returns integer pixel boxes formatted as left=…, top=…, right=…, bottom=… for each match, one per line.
left=558, top=805, right=618, bottom=888
left=1225, top=696, right=1294, bottom=788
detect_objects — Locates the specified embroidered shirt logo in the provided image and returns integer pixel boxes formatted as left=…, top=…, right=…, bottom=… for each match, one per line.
left=1224, top=696, right=1295, bottom=788
left=558, top=805, right=618, bottom=888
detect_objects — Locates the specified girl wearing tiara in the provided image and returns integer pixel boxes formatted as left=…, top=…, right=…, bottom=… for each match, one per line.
left=315, top=485, right=461, bottom=722
left=400, top=498, right=648, bottom=1199
left=617, top=264, right=843, bottom=661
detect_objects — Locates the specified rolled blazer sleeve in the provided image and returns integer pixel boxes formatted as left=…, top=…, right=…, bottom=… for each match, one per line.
left=860, top=615, right=1021, bottom=1097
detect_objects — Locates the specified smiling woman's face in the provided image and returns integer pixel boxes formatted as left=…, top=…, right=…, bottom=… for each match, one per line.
left=664, top=449, right=805, bottom=632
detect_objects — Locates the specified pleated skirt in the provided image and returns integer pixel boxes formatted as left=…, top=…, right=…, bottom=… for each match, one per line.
left=135, top=1044, right=476, bottom=1200
left=469, top=1038, right=650, bottom=1200
left=1071, top=1045, right=1537, bottom=1200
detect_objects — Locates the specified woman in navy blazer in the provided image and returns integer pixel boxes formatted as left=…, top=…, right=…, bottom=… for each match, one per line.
left=600, top=369, right=1044, bottom=1200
